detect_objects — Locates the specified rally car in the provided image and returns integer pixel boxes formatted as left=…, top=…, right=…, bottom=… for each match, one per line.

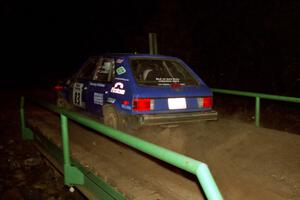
left=55, top=53, right=217, bottom=130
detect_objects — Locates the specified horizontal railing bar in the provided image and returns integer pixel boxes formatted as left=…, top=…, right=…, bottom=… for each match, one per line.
left=212, top=88, right=300, bottom=103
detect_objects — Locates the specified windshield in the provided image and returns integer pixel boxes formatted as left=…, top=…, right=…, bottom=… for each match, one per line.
left=130, top=58, right=199, bottom=86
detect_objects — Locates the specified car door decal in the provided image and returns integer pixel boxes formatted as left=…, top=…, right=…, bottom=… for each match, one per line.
left=93, top=92, right=104, bottom=105
left=73, top=82, right=84, bottom=106
left=110, top=82, right=125, bottom=95
left=116, top=66, right=126, bottom=75
left=89, top=82, right=105, bottom=87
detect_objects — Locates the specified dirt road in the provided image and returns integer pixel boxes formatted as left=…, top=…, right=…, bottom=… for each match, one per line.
left=27, top=107, right=300, bottom=200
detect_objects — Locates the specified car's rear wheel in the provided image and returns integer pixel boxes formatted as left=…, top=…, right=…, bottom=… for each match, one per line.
left=103, top=105, right=125, bottom=130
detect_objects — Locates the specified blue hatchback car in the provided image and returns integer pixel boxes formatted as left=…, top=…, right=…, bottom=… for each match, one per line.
left=56, top=54, right=217, bottom=129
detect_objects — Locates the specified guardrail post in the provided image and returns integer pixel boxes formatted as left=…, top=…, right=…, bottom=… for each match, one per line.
left=255, top=97, right=260, bottom=127
left=60, top=114, right=84, bottom=185
left=197, top=163, right=223, bottom=200
left=20, top=97, right=33, bottom=140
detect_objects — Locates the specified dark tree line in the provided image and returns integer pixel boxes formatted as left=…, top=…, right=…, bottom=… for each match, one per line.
left=2, top=1, right=300, bottom=96
left=124, top=0, right=300, bottom=96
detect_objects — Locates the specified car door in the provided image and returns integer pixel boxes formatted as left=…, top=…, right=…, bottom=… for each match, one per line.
left=86, top=57, right=115, bottom=114
left=72, top=56, right=98, bottom=109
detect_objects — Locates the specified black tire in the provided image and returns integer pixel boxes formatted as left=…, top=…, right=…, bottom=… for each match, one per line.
left=103, top=105, right=124, bottom=130
left=56, top=93, right=71, bottom=109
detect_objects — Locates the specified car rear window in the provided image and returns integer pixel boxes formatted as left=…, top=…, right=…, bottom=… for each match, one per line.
left=130, top=58, right=199, bottom=86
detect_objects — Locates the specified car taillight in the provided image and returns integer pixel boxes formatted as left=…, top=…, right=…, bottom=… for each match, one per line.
left=54, top=85, right=63, bottom=91
left=133, top=98, right=154, bottom=111
left=197, top=96, right=212, bottom=108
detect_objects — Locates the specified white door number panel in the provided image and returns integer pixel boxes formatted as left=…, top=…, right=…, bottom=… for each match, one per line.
left=73, top=82, right=84, bottom=107
left=168, top=98, right=187, bottom=110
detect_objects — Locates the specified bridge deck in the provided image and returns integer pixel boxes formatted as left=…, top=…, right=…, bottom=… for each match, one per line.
left=27, top=107, right=300, bottom=200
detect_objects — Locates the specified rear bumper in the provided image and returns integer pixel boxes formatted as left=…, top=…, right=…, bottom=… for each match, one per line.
left=137, top=110, right=218, bottom=126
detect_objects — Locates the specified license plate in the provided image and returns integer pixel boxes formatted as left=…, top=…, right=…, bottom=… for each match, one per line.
left=168, top=98, right=187, bottom=110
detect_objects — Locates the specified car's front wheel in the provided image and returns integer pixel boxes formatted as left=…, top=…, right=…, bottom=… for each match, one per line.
left=56, top=93, right=72, bottom=109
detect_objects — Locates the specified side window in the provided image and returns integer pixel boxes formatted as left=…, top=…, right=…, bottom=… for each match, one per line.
left=93, top=58, right=115, bottom=82
left=78, top=57, right=98, bottom=80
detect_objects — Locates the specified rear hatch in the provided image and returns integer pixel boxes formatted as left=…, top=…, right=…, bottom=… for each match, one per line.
left=129, top=57, right=213, bottom=114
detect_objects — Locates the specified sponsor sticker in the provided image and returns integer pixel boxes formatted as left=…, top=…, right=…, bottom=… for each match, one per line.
left=93, top=93, right=103, bottom=105
left=115, top=77, right=129, bottom=82
left=110, top=82, right=125, bottom=95
left=116, top=58, right=124, bottom=64
left=90, top=82, right=105, bottom=87
left=116, top=66, right=126, bottom=75
left=107, top=97, right=116, bottom=103
left=156, top=77, right=180, bottom=82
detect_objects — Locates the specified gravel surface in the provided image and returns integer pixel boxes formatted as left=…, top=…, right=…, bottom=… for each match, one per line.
left=28, top=106, right=300, bottom=200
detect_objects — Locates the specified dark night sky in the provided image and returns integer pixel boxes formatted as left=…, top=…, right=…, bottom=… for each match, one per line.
left=2, top=1, right=300, bottom=96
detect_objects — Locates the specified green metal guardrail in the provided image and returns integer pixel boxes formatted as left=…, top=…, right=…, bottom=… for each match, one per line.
left=212, top=88, right=300, bottom=127
left=20, top=97, right=223, bottom=200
